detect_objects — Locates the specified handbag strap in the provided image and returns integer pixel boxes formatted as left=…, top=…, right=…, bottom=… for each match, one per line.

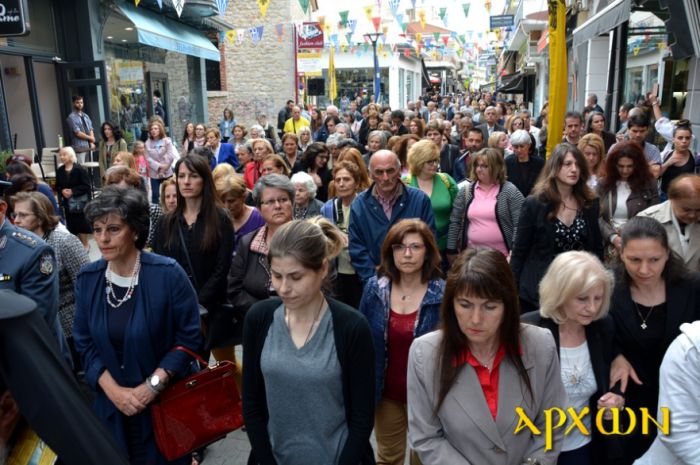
left=172, top=345, right=208, bottom=368
left=177, top=222, right=200, bottom=291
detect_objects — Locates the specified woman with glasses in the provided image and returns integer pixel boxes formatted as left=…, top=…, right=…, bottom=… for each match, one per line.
left=505, top=130, right=544, bottom=197
left=228, top=174, right=295, bottom=316
left=403, top=140, right=458, bottom=255
left=358, top=219, right=444, bottom=465
left=447, top=148, right=524, bottom=263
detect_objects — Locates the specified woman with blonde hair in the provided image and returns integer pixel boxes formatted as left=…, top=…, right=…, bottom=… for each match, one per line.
left=403, top=139, right=458, bottom=254
left=216, top=174, right=265, bottom=254
left=577, top=133, right=605, bottom=189
left=488, top=131, right=510, bottom=156
left=522, top=251, right=624, bottom=465
left=212, top=161, right=236, bottom=182
left=261, top=154, right=291, bottom=177
left=158, top=176, right=177, bottom=214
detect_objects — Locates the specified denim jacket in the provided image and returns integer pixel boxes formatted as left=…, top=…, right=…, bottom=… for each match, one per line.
left=358, top=275, right=444, bottom=404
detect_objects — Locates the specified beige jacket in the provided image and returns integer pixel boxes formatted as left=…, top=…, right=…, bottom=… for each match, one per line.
left=407, top=324, right=567, bottom=465
left=637, top=201, right=700, bottom=271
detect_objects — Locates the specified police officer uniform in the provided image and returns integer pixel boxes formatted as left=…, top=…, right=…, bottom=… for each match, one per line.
left=0, top=290, right=129, bottom=465
left=0, top=180, right=67, bottom=358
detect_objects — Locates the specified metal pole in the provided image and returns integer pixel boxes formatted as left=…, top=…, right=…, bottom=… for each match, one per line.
left=372, top=39, right=380, bottom=104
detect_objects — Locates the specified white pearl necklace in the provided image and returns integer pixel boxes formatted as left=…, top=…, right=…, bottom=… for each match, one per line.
left=105, top=252, right=141, bottom=308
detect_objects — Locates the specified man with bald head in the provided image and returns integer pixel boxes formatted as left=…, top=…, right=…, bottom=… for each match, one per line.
left=348, top=150, right=436, bottom=281
left=637, top=173, right=700, bottom=271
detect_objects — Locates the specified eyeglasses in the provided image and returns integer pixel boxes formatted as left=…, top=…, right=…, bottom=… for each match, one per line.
left=260, top=197, right=291, bottom=206
left=425, top=159, right=440, bottom=166
left=392, top=243, right=426, bottom=253
left=10, top=212, right=34, bottom=220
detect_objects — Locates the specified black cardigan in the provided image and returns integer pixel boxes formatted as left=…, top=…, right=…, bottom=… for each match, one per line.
left=242, top=297, right=376, bottom=465
left=152, top=208, right=233, bottom=307
left=510, top=196, right=603, bottom=308
left=521, top=312, right=624, bottom=464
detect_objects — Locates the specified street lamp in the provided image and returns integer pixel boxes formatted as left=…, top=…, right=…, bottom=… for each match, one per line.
left=363, top=32, right=383, bottom=104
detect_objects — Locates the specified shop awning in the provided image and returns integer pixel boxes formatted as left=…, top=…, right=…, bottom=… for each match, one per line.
left=116, top=2, right=220, bottom=62
left=497, top=73, right=524, bottom=94
left=572, top=0, right=631, bottom=48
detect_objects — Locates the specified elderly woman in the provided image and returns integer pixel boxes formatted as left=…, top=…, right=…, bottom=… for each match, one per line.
left=510, top=144, right=603, bottom=313
left=638, top=174, right=700, bottom=270
left=261, top=154, right=291, bottom=177
left=290, top=171, right=324, bottom=219
left=597, top=141, right=659, bottom=257
left=505, top=129, right=544, bottom=197
left=447, top=148, right=524, bottom=260
left=522, top=251, right=625, bottom=465
left=242, top=219, right=375, bottom=465
left=577, top=134, right=605, bottom=189
left=326, top=133, right=343, bottom=164
left=144, top=119, right=178, bottom=204
left=364, top=130, right=387, bottom=165
left=407, top=248, right=567, bottom=465
left=321, top=160, right=363, bottom=307
left=608, top=216, right=700, bottom=464
left=10, top=191, right=90, bottom=368
left=215, top=173, right=265, bottom=254
left=359, top=219, right=444, bottom=465
left=73, top=186, right=201, bottom=465
left=298, top=126, right=313, bottom=152
left=56, top=146, right=92, bottom=248
left=235, top=143, right=253, bottom=175
left=245, top=138, right=274, bottom=189
left=227, top=174, right=295, bottom=315
left=301, top=142, right=332, bottom=202
left=403, top=139, right=458, bottom=254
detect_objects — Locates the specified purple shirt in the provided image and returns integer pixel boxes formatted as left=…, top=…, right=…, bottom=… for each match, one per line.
left=233, top=208, right=266, bottom=255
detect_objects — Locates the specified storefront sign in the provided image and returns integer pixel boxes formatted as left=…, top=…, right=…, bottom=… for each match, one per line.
left=297, top=22, right=324, bottom=49
left=0, top=0, right=29, bottom=37
left=296, top=50, right=322, bottom=76
left=489, top=15, right=514, bottom=29
left=117, top=61, right=145, bottom=83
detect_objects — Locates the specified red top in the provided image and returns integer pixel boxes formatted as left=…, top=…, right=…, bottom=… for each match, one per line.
left=383, top=309, right=418, bottom=404
left=453, top=345, right=506, bottom=420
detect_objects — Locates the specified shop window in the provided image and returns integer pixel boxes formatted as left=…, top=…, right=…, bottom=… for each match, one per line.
left=205, top=59, right=221, bottom=91
left=660, top=57, right=688, bottom=120
left=624, top=67, right=644, bottom=105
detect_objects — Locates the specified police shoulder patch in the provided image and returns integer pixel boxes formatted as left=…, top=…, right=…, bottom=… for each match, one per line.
left=39, top=253, right=54, bottom=275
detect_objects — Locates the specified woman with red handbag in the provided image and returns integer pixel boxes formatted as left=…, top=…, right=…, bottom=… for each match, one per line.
left=243, top=218, right=376, bottom=465
left=72, top=186, right=201, bottom=465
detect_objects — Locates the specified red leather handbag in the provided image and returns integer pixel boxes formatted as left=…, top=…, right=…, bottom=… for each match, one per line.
left=150, top=346, right=244, bottom=461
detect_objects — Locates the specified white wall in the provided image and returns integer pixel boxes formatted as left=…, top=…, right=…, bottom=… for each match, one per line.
left=585, top=36, right=609, bottom=111
left=0, top=54, right=35, bottom=150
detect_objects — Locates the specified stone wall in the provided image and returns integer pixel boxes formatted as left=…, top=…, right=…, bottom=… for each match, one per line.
left=207, top=0, right=301, bottom=130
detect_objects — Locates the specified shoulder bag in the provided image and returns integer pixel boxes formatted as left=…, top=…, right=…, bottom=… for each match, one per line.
left=151, top=345, right=244, bottom=460
left=177, top=223, right=244, bottom=349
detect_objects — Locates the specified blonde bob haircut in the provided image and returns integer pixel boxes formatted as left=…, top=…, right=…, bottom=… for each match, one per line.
left=488, top=131, right=507, bottom=149
left=212, top=162, right=236, bottom=182
left=215, top=173, right=248, bottom=200
left=469, top=148, right=507, bottom=185
left=538, top=251, right=614, bottom=324
left=249, top=138, right=274, bottom=156
left=407, top=139, right=440, bottom=177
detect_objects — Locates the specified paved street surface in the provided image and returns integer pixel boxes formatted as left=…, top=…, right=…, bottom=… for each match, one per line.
left=204, top=430, right=251, bottom=465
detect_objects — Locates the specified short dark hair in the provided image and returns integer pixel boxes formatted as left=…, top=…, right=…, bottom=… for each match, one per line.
left=377, top=219, right=442, bottom=284
left=620, top=103, right=634, bottom=113
left=564, top=111, right=583, bottom=124
left=84, top=186, right=150, bottom=250
left=191, top=146, right=214, bottom=162
left=72, top=95, right=83, bottom=103
left=627, top=114, right=650, bottom=129
left=391, top=109, right=405, bottom=120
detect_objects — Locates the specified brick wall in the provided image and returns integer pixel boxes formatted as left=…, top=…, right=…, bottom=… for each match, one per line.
left=207, top=0, right=302, bottom=131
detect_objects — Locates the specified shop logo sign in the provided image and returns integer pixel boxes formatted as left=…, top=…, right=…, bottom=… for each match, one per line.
left=0, top=0, right=28, bottom=36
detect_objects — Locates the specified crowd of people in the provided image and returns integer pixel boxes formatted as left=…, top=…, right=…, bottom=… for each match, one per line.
left=1, top=89, right=699, bottom=465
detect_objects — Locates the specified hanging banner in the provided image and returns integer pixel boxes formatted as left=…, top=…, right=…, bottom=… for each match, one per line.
left=173, top=0, right=185, bottom=17
left=216, top=0, right=228, bottom=15
left=363, top=6, right=373, bottom=20
left=462, top=3, right=470, bottom=17
left=347, top=19, right=357, bottom=34
left=441, top=35, right=449, bottom=46
left=371, top=16, right=381, bottom=32
left=328, top=46, right=337, bottom=102
left=339, top=10, right=349, bottom=27
left=249, top=25, right=264, bottom=44
left=345, top=32, right=353, bottom=44
left=257, top=0, right=269, bottom=17
left=236, top=28, right=246, bottom=44
left=418, top=10, right=426, bottom=29
left=400, top=22, right=408, bottom=33
left=297, top=22, right=324, bottom=49
left=226, top=30, right=235, bottom=44
left=439, top=7, right=447, bottom=21
left=432, top=32, right=440, bottom=42
left=415, top=32, right=422, bottom=43
left=298, top=0, right=310, bottom=14
left=389, top=0, right=400, bottom=17
left=296, top=50, right=322, bottom=76
left=275, top=23, right=285, bottom=41
left=395, top=13, right=404, bottom=26
left=546, top=0, right=567, bottom=157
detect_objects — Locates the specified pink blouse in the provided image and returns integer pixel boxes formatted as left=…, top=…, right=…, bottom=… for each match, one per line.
left=467, top=183, right=508, bottom=256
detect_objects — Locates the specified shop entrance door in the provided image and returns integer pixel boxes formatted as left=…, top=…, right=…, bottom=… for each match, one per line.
left=58, top=61, right=110, bottom=140
left=146, top=72, right=170, bottom=132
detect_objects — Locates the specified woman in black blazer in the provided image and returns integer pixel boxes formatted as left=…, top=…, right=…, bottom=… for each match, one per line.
left=55, top=146, right=92, bottom=248
left=511, top=143, right=603, bottom=313
left=608, top=216, right=700, bottom=465
left=522, top=251, right=624, bottom=465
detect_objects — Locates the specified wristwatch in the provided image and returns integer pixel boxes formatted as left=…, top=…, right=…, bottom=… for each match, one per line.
left=147, top=374, right=166, bottom=394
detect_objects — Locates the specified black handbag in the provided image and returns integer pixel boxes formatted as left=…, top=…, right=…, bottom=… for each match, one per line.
left=67, top=193, right=89, bottom=213
left=177, top=224, right=244, bottom=350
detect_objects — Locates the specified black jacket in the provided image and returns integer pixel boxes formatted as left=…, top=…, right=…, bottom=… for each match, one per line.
left=439, top=143, right=461, bottom=176
left=475, top=122, right=506, bottom=142
left=152, top=208, right=234, bottom=307
left=242, top=297, right=376, bottom=465
left=227, top=227, right=273, bottom=314
left=521, top=312, right=624, bottom=464
left=510, top=196, right=603, bottom=308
